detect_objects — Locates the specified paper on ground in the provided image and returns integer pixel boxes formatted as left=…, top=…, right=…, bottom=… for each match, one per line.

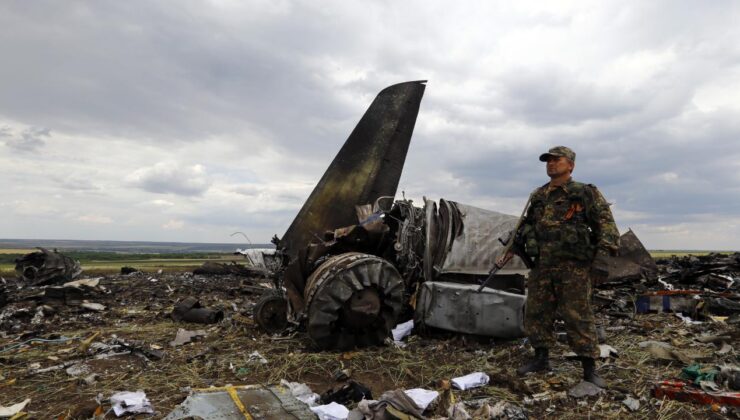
left=0, top=399, right=31, bottom=417
left=63, top=278, right=101, bottom=288
left=392, top=319, right=414, bottom=342
left=310, top=402, right=349, bottom=420
left=404, top=388, right=439, bottom=410
left=110, top=391, right=154, bottom=416
left=281, top=379, right=320, bottom=406
left=451, top=372, right=489, bottom=390
left=248, top=351, right=268, bottom=364
left=598, top=344, right=618, bottom=358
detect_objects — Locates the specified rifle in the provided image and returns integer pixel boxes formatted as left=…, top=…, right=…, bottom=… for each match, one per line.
left=477, top=196, right=534, bottom=292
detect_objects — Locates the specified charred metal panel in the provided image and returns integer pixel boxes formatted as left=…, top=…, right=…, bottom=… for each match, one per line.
left=279, top=81, right=426, bottom=261
left=415, top=281, right=526, bottom=337
left=600, top=229, right=658, bottom=284
left=425, top=201, right=528, bottom=279
left=423, top=199, right=438, bottom=282
left=14, top=248, right=82, bottom=286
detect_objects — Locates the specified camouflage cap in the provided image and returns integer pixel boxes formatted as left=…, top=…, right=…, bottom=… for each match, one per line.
left=539, top=146, right=575, bottom=162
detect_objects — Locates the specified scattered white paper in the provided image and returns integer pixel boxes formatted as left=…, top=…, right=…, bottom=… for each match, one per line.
left=0, top=399, right=31, bottom=417
left=699, top=380, right=720, bottom=392
left=451, top=372, right=489, bottom=390
left=598, top=344, right=618, bottom=358
left=63, top=278, right=101, bottom=288
left=280, top=380, right=320, bottom=406
left=675, top=313, right=702, bottom=325
left=310, top=402, right=349, bottom=420
left=81, top=302, right=106, bottom=312
left=110, top=391, right=154, bottom=417
left=248, top=351, right=268, bottom=364
left=657, top=277, right=673, bottom=291
left=404, top=388, right=439, bottom=410
left=391, top=319, right=414, bottom=342
left=622, top=396, right=640, bottom=411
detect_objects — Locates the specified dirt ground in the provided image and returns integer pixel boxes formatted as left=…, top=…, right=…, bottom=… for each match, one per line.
left=0, top=270, right=737, bottom=419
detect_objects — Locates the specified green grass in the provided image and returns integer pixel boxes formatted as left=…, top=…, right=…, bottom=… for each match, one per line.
left=0, top=250, right=243, bottom=276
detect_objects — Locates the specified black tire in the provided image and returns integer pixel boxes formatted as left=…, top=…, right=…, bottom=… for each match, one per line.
left=254, top=292, right=289, bottom=333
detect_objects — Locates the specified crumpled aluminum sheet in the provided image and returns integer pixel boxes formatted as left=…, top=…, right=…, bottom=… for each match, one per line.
left=415, top=281, right=526, bottom=337
left=429, top=201, right=528, bottom=276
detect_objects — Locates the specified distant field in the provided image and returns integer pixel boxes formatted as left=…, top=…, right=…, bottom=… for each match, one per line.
left=0, top=250, right=244, bottom=276
left=1, top=247, right=734, bottom=277
left=648, top=250, right=721, bottom=258
left=0, top=248, right=35, bottom=254
left=0, top=238, right=273, bottom=254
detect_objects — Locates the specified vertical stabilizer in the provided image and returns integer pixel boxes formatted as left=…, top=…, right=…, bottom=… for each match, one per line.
left=279, top=81, right=426, bottom=259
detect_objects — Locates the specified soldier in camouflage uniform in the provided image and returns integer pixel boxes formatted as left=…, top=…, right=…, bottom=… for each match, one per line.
left=507, top=146, right=619, bottom=387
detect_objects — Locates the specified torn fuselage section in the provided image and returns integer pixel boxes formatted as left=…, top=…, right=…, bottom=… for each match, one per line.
left=14, top=247, right=82, bottom=286
left=282, top=196, right=529, bottom=349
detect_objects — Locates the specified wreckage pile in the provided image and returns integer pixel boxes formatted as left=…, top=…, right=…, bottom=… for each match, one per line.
left=0, top=250, right=738, bottom=418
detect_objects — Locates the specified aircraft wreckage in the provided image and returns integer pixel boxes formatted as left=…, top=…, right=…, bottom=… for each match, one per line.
left=254, top=81, right=656, bottom=349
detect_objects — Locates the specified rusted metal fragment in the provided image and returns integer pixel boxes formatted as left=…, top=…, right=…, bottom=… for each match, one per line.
left=304, top=252, right=404, bottom=349
left=15, top=248, right=82, bottom=286
left=415, top=281, right=526, bottom=337
left=279, top=81, right=426, bottom=262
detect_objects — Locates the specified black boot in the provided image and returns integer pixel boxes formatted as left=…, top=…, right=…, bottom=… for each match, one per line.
left=581, top=357, right=606, bottom=388
left=516, top=347, right=551, bottom=375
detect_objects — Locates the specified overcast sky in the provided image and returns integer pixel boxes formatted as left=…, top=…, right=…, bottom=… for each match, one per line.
left=1, top=1, right=739, bottom=250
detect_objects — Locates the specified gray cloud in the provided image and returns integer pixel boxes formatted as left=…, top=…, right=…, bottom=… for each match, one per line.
left=126, top=162, right=212, bottom=196
left=2, top=126, right=50, bottom=151
left=0, top=1, right=739, bottom=248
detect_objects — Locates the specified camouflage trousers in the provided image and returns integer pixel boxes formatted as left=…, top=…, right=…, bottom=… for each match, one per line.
left=524, top=261, right=599, bottom=358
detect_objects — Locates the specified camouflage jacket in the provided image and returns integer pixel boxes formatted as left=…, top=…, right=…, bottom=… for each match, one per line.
left=519, top=178, right=619, bottom=267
